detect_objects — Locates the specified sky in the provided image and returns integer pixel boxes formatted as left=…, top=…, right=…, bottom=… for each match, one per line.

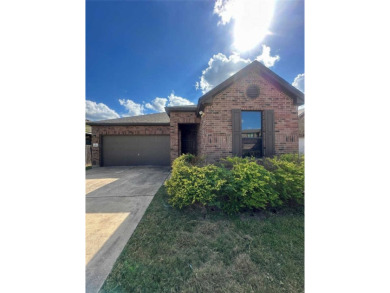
left=86, top=0, right=304, bottom=121
left=242, top=111, right=261, bottom=130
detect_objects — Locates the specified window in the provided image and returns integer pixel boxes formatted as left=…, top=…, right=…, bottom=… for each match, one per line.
left=246, top=85, right=260, bottom=99
left=241, top=111, right=262, bottom=157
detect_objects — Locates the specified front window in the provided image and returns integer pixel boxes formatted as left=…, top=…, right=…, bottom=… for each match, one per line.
left=241, top=111, right=262, bottom=157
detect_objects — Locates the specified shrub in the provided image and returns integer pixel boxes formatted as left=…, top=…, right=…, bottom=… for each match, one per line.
left=165, top=155, right=227, bottom=209
left=278, top=153, right=304, bottom=164
left=262, top=154, right=304, bottom=206
left=218, top=157, right=280, bottom=214
left=165, top=154, right=304, bottom=214
left=217, top=156, right=254, bottom=169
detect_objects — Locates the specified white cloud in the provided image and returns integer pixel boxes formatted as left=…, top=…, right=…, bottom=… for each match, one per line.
left=292, top=73, right=305, bottom=92
left=87, top=92, right=194, bottom=121
left=119, top=99, right=145, bottom=116
left=195, top=53, right=250, bottom=94
left=145, top=92, right=194, bottom=112
left=214, top=0, right=276, bottom=52
left=145, top=97, right=167, bottom=112
left=167, top=92, right=194, bottom=107
left=256, top=45, right=280, bottom=67
left=196, top=46, right=280, bottom=94
left=214, top=0, right=235, bottom=25
left=85, top=100, right=120, bottom=121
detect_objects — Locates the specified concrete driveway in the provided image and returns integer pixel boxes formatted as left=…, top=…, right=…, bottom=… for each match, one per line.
left=86, top=166, right=170, bottom=293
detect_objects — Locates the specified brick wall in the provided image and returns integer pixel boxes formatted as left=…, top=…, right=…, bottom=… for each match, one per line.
left=169, top=112, right=200, bottom=162
left=91, top=125, right=170, bottom=166
left=197, top=69, right=299, bottom=162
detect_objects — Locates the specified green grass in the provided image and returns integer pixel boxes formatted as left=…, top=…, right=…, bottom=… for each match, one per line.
left=101, top=187, right=304, bottom=293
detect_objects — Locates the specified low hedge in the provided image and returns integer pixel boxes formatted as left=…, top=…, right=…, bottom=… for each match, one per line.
left=165, top=154, right=304, bottom=214
left=218, top=157, right=280, bottom=214
left=262, top=154, right=304, bottom=206
left=165, top=155, right=227, bottom=208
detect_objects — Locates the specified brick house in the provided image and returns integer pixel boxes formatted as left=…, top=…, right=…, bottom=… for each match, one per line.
left=88, top=61, right=304, bottom=166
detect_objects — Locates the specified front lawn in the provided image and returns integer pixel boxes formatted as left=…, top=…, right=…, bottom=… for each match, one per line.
left=101, top=186, right=304, bottom=292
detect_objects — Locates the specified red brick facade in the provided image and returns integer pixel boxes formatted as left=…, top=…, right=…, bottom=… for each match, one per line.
left=196, top=70, right=299, bottom=162
left=91, top=125, right=170, bottom=166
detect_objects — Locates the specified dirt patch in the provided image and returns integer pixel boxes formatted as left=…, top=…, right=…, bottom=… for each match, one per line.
left=182, top=262, right=242, bottom=293
left=195, top=221, right=220, bottom=236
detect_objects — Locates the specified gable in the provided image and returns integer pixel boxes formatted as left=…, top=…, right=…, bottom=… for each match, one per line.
left=197, top=60, right=304, bottom=112
left=204, top=70, right=296, bottom=112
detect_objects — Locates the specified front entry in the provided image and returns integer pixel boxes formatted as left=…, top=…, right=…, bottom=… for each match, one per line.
left=179, top=124, right=198, bottom=155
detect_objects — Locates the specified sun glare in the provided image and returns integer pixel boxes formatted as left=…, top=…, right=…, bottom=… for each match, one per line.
left=230, top=0, right=275, bottom=52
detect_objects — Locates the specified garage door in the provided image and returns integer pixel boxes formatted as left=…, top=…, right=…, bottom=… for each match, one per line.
left=102, top=135, right=170, bottom=166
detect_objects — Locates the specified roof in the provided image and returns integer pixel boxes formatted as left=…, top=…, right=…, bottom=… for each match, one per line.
left=242, top=128, right=261, bottom=133
left=298, top=108, right=305, bottom=117
left=197, top=60, right=304, bottom=112
left=87, top=112, right=170, bottom=126
left=165, top=104, right=197, bottom=116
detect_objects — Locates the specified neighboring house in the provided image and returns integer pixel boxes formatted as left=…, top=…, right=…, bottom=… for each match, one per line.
left=85, top=120, right=93, bottom=166
left=298, top=108, right=304, bottom=154
left=87, top=61, right=304, bottom=166
left=86, top=120, right=92, bottom=145
left=242, top=129, right=261, bottom=138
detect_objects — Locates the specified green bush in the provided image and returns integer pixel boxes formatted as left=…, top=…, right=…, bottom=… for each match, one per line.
left=165, top=154, right=304, bottom=214
left=165, top=155, right=227, bottom=208
left=218, top=157, right=280, bottom=214
left=278, top=153, right=304, bottom=164
left=262, top=154, right=304, bottom=206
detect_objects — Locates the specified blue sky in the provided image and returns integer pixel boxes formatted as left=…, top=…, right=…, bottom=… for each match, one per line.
left=242, top=111, right=262, bottom=130
left=86, top=0, right=304, bottom=121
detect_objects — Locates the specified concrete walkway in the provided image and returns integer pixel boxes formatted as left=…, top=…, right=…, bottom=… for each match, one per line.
left=86, top=166, right=170, bottom=293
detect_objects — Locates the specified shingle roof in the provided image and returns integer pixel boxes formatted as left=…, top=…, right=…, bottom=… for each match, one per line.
left=298, top=108, right=304, bottom=117
left=242, top=128, right=261, bottom=133
left=87, top=112, right=170, bottom=126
